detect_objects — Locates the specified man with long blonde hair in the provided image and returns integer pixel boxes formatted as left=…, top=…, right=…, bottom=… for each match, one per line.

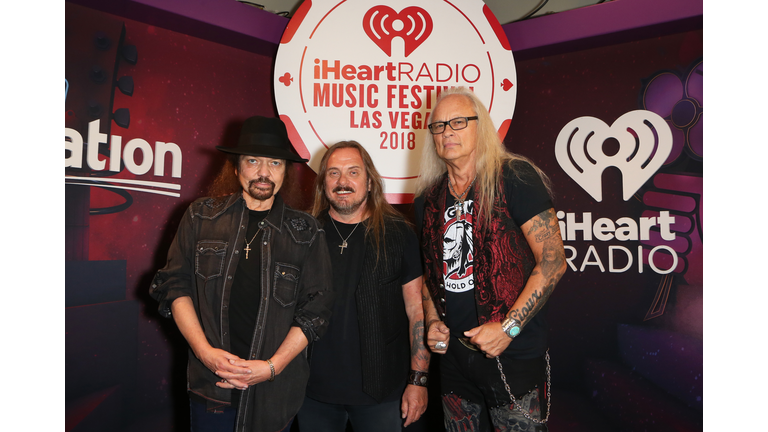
left=297, top=141, right=430, bottom=431
left=415, top=88, right=567, bottom=431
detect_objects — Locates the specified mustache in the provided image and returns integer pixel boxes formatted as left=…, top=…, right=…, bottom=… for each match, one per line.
left=249, top=177, right=275, bottom=188
left=332, top=186, right=355, bottom=193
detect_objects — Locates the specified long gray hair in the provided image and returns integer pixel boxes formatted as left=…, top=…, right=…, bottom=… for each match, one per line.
left=415, top=87, right=552, bottom=226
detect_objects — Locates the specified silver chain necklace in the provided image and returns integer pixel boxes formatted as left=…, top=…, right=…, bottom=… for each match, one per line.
left=495, top=349, right=551, bottom=424
left=329, top=217, right=361, bottom=255
left=243, top=208, right=271, bottom=259
left=448, top=176, right=477, bottom=220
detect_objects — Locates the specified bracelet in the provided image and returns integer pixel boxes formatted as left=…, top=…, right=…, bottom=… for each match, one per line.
left=501, top=317, right=522, bottom=339
left=408, top=370, right=429, bottom=387
left=267, top=359, right=275, bottom=382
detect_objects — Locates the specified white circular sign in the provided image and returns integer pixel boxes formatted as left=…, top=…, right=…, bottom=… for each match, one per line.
left=274, top=0, right=517, bottom=203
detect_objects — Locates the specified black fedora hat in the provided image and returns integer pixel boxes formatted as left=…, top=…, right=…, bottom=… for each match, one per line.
left=216, top=116, right=308, bottom=162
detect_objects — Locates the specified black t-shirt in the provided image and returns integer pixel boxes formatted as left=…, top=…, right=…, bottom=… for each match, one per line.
left=440, top=161, right=553, bottom=357
left=443, top=188, right=480, bottom=338
left=305, top=217, right=422, bottom=405
left=229, top=209, right=269, bottom=405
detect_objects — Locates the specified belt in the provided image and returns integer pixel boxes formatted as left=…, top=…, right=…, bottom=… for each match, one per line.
left=457, top=336, right=480, bottom=352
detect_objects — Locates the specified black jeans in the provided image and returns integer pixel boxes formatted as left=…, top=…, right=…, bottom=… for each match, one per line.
left=439, top=336, right=548, bottom=432
left=296, top=395, right=402, bottom=432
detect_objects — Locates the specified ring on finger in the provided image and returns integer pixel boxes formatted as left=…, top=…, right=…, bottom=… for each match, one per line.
left=435, top=341, right=447, bottom=350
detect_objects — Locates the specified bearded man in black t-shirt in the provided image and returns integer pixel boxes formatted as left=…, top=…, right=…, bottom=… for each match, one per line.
left=415, top=87, right=567, bottom=432
left=296, top=141, right=430, bottom=432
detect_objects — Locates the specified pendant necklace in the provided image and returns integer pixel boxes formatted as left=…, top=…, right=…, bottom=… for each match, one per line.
left=448, top=175, right=477, bottom=220
left=244, top=208, right=271, bottom=259
left=330, top=217, right=361, bottom=255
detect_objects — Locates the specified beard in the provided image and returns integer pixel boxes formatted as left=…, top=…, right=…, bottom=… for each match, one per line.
left=328, top=186, right=368, bottom=215
left=245, top=177, right=276, bottom=201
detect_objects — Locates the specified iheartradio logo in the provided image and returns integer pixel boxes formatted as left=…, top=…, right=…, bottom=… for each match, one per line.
left=362, top=6, right=433, bottom=57
left=274, top=0, right=517, bottom=202
left=555, top=110, right=673, bottom=202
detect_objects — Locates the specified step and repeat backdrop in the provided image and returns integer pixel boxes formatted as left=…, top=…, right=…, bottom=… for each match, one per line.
left=65, top=1, right=701, bottom=430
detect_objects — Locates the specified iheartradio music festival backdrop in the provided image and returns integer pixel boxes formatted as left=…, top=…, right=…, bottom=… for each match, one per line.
left=64, top=1, right=702, bottom=431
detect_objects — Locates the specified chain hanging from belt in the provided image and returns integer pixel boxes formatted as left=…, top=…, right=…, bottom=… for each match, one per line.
left=495, top=349, right=551, bottom=424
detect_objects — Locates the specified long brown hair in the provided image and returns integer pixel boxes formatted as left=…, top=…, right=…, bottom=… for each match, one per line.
left=311, top=141, right=406, bottom=263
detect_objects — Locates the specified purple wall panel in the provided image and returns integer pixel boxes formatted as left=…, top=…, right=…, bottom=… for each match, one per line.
left=505, top=0, right=703, bottom=59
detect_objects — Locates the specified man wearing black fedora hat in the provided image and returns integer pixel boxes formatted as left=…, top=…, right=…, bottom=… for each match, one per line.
left=150, top=116, right=334, bottom=432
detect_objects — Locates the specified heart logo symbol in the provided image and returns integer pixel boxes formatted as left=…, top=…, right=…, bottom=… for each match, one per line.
left=278, top=72, right=293, bottom=87
left=501, top=79, right=513, bottom=91
left=555, top=110, right=673, bottom=202
left=362, top=6, right=433, bottom=57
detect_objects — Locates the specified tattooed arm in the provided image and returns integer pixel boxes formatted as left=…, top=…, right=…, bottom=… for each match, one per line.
left=512, top=208, right=567, bottom=326
left=464, top=208, right=566, bottom=357
left=422, top=280, right=451, bottom=354
left=401, top=275, right=429, bottom=426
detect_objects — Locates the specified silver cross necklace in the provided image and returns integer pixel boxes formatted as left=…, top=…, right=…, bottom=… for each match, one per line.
left=329, top=217, right=361, bottom=254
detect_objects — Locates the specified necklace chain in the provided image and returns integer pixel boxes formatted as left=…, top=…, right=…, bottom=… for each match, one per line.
left=243, top=208, right=271, bottom=259
left=329, top=217, right=361, bottom=255
left=448, top=175, right=477, bottom=220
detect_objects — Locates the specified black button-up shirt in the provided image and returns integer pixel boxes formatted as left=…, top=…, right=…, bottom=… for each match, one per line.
left=150, top=193, right=334, bottom=432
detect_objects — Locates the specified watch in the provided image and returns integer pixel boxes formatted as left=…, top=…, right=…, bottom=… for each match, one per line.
left=408, top=370, right=429, bottom=387
left=501, top=317, right=522, bottom=339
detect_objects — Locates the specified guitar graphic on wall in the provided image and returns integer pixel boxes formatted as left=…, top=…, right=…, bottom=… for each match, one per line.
left=64, top=6, right=143, bottom=432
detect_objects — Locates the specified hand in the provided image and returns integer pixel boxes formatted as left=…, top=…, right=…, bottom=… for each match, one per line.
left=401, top=384, right=428, bottom=427
left=196, top=346, right=250, bottom=377
left=215, top=359, right=273, bottom=390
left=426, top=320, right=450, bottom=354
left=464, top=322, right=512, bottom=358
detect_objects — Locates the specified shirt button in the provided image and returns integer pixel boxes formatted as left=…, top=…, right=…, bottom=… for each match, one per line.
left=227, top=275, right=232, bottom=280
left=234, top=250, right=239, bottom=254
left=440, top=298, right=445, bottom=303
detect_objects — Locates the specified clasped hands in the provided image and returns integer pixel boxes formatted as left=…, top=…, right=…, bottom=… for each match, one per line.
left=426, top=320, right=512, bottom=358
left=197, top=346, right=273, bottom=390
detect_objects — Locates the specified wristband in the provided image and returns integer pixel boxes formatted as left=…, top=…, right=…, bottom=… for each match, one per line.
left=501, top=317, right=522, bottom=339
left=408, top=370, right=429, bottom=387
left=267, top=359, right=275, bottom=382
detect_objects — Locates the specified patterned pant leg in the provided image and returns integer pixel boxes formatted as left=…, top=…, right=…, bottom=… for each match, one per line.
left=488, top=388, right=548, bottom=432
left=442, top=393, right=486, bottom=432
